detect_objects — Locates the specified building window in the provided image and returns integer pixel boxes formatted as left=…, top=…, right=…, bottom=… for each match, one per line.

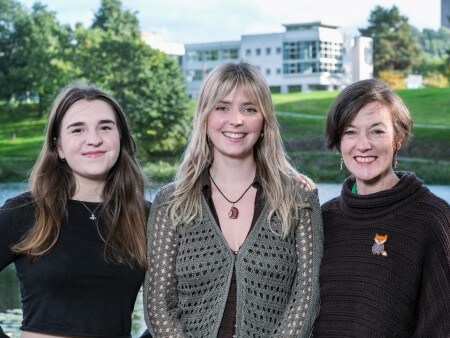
left=246, top=49, right=251, bottom=56
left=276, top=68, right=281, bottom=75
left=230, top=48, right=239, bottom=59
left=256, top=48, right=261, bottom=56
left=276, top=47, right=282, bottom=54
left=266, top=69, right=271, bottom=76
left=283, top=40, right=343, bottom=74
left=266, top=47, right=271, bottom=55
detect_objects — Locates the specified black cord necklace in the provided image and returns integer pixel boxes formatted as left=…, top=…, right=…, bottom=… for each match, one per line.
left=209, top=170, right=253, bottom=219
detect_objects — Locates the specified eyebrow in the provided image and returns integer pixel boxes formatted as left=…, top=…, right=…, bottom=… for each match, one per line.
left=217, top=100, right=256, bottom=106
left=347, top=121, right=386, bottom=128
left=66, top=119, right=116, bottom=129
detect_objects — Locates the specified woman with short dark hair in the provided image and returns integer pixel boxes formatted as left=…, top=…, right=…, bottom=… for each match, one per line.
left=313, top=79, right=450, bottom=337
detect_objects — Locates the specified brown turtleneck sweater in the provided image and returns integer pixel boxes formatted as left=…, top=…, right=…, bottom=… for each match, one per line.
left=313, top=172, right=450, bottom=337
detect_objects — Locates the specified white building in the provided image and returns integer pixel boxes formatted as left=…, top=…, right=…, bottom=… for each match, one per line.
left=181, top=22, right=373, bottom=98
left=442, top=0, right=450, bottom=28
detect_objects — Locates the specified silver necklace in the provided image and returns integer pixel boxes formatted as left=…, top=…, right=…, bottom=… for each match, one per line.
left=78, top=201, right=101, bottom=221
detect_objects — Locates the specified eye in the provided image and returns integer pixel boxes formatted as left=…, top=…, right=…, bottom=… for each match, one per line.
left=372, top=129, right=385, bottom=135
left=71, top=128, right=83, bottom=134
left=343, top=129, right=356, bottom=136
left=99, top=125, right=112, bottom=131
left=215, top=105, right=228, bottom=112
left=243, top=107, right=258, bottom=114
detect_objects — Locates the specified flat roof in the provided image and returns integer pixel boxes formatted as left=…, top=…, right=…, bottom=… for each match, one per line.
left=283, top=21, right=340, bottom=30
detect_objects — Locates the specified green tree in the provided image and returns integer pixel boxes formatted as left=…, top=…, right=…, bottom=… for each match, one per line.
left=359, top=5, right=422, bottom=76
left=19, top=3, right=73, bottom=116
left=0, top=0, right=72, bottom=116
left=413, top=27, right=450, bottom=81
left=0, top=0, right=27, bottom=105
left=92, top=0, right=140, bottom=39
left=73, top=0, right=189, bottom=159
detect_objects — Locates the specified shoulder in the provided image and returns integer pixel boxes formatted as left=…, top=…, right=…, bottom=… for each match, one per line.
left=321, top=196, right=340, bottom=211
left=415, top=191, right=449, bottom=234
left=152, top=182, right=176, bottom=205
left=1, top=191, right=34, bottom=211
left=288, top=173, right=322, bottom=215
left=291, top=173, right=319, bottom=202
left=0, top=191, right=35, bottom=241
left=291, top=172, right=316, bottom=192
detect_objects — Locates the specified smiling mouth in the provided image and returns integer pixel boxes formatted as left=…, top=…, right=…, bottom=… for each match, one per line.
left=355, top=156, right=376, bottom=163
left=223, top=132, right=246, bottom=139
left=83, top=151, right=105, bottom=157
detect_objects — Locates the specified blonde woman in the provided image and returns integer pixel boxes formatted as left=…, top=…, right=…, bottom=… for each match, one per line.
left=144, top=61, right=323, bottom=337
left=0, top=82, right=150, bottom=337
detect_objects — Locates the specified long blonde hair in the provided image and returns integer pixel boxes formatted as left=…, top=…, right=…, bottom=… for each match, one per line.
left=12, top=81, right=148, bottom=268
left=169, top=61, right=313, bottom=236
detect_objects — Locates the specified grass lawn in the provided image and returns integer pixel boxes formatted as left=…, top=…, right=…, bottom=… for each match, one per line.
left=0, top=87, right=449, bottom=184
left=273, top=87, right=450, bottom=126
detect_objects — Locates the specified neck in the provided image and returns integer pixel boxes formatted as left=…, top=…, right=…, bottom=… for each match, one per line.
left=72, top=177, right=105, bottom=202
left=209, top=158, right=256, bottom=186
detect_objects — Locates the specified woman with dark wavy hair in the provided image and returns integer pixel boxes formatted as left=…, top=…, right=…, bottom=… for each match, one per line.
left=0, top=81, right=150, bottom=338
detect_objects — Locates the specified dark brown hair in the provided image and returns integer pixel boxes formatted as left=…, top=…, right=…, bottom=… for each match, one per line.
left=325, top=79, right=413, bottom=151
left=12, top=81, right=148, bottom=268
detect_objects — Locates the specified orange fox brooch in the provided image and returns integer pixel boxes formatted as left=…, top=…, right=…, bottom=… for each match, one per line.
left=372, top=233, right=388, bottom=257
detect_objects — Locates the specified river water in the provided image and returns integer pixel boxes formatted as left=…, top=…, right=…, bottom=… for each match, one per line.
left=0, top=182, right=448, bottom=335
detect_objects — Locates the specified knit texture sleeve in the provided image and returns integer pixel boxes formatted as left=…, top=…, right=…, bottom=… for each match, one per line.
left=143, top=184, right=186, bottom=338
left=412, top=196, right=450, bottom=337
left=272, top=188, right=323, bottom=337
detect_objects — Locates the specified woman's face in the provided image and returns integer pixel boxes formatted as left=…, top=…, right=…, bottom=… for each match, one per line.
left=57, top=99, right=121, bottom=186
left=206, top=85, right=264, bottom=162
left=340, top=102, right=398, bottom=193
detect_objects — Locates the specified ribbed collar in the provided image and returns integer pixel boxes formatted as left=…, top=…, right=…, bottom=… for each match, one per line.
left=339, top=171, right=427, bottom=219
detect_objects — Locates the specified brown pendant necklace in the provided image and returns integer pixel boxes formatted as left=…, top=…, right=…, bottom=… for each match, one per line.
left=209, top=170, right=254, bottom=219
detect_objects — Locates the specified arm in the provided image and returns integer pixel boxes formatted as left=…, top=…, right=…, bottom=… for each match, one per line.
left=143, top=186, right=186, bottom=338
left=0, top=193, right=33, bottom=271
left=0, top=194, right=32, bottom=336
left=413, top=201, right=450, bottom=337
left=271, top=188, right=323, bottom=337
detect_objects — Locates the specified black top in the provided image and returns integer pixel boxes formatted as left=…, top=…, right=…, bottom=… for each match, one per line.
left=0, top=192, right=149, bottom=338
left=200, top=168, right=264, bottom=337
left=313, top=172, right=450, bottom=337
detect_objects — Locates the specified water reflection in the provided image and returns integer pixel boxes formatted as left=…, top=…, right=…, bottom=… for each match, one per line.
left=0, top=266, right=21, bottom=338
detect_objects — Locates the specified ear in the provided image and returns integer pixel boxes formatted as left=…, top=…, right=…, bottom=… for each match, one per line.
left=56, top=138, right=65, bottom=160
left=394, top=138, right=402, bottom=152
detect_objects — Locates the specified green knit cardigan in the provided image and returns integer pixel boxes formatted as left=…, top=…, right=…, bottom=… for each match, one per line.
left=144, top=181, right=323, bottom=337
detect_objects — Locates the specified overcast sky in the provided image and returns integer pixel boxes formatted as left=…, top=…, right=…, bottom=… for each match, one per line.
left=20, top=0, right=441, bottom=44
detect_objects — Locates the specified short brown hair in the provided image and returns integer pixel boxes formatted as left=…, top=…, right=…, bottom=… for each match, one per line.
left=325, top=79, right=413, bottom=151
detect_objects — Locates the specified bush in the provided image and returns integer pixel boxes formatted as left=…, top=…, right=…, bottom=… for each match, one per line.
left=423, top=72, right=449, bottom=88
left=377, top=70, right=406, bottom=89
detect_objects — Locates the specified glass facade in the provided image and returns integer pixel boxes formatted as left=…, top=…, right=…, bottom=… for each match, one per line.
left=186, top=48, right=239, bottom=62
left=283, top=40, right=343, bottom=74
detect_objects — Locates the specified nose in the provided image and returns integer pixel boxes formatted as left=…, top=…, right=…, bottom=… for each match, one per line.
left=86, top=130, right=103, bottom=146
left=356, top=134, right=372, bottom=152
left=230, top=109, right=243, bottom=127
